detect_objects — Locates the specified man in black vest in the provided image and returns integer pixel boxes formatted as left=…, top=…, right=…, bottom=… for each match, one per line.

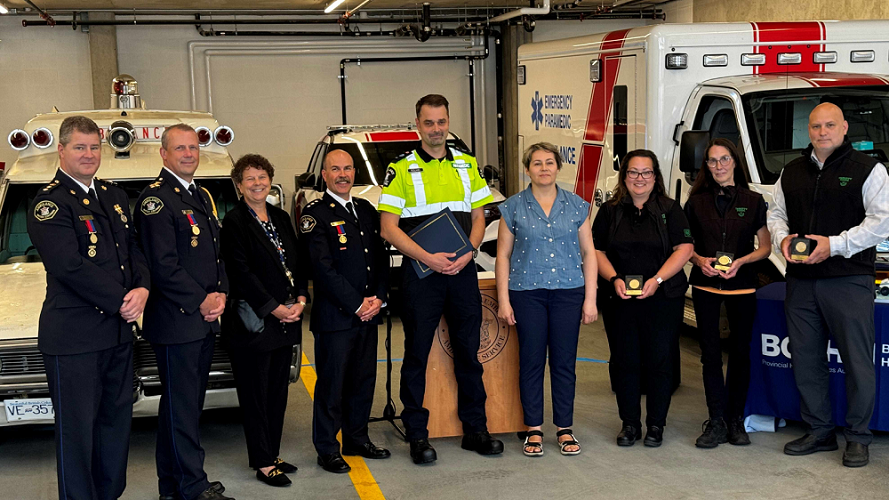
left=300, top=149, right=391, bottom=474
left=28, top=115, right=149, bottom=500
left=767, top=102, right=889, bottom=468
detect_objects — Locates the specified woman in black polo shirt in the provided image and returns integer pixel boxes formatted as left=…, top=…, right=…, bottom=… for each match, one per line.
left=593, top=149, right=694, bottom=447
left=683, top=138, right=770, bottom=449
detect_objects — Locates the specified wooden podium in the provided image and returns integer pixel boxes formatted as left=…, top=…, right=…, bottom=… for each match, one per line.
left=424, top=276, right=524, bottom=438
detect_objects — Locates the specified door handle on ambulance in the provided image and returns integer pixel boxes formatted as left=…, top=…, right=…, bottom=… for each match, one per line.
left=594, top=188, right=604, bottom=206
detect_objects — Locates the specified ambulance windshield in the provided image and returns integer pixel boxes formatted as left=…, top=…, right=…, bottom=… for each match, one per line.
left=329, top=138, right=467, bottom=186
left=743, top=87, right=889, bottom=184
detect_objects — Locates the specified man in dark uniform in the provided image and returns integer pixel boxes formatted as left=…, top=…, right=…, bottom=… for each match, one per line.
left=299, top=149, right=390, bottom=474
left=27, top=115, right=150, bottom=500
left=135, top=124, right=232, bottom=500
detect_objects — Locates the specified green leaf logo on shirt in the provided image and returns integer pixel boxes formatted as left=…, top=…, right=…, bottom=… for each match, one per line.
left=839, top=176, right=852, bottom=187
left=684, top=228, right=691, bottom=237
left=735, top=207, right=747, bottom=217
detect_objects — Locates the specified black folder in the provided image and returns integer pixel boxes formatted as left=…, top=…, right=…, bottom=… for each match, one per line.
left=407, top=208, right=472, bottom=279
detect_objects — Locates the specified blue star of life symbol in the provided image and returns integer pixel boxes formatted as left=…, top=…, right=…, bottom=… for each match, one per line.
left=531, top=91, right=543, bottom=131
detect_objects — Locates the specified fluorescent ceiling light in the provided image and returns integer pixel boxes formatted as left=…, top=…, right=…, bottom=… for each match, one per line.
left=324, top=0, right=346, bottom=14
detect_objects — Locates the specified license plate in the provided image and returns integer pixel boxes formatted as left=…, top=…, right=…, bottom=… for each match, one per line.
left=5, top=398, right=54, bottom=422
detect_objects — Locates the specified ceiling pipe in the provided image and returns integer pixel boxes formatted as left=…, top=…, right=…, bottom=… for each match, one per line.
left=488, top=0, right=550, bottom=23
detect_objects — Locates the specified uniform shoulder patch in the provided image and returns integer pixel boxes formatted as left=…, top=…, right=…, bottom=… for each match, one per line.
left=382, top=166, right=397, bottom=187
left=34, top=200, right=59, bottom=221
left=450, top=145, right=474, bottom=157
left=95, top=177, right=118, bottom=186
left=141, top=196, right=164, bottom=215
left=391, top=149, right=413, bottom=163
left=305, top=199, right=321, bottom=208
left=299, top=214, right=317, bottom=234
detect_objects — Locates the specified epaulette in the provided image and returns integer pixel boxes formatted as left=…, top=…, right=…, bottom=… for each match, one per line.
left=95, top=177, right=118, bottom=186
left=305, top=198, right=321, bottom=208
left=391, top=149, right=414, bottom=163
left=41, top=179, right=61, bottom=192
left=148, top=177, right=164, bottom=189
left=450, top=145, right=475, bottom=157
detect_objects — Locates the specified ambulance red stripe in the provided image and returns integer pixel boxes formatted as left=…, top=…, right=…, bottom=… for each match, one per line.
left=366, top=131, right=420, bottom=142
left=575, top=29, right=631, bottom=204
left=796, top=73, right=888, bottom=87
left=751, top=21, right=825, bottom=75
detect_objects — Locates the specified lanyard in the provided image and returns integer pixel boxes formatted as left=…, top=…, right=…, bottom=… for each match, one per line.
left=247, top=206, right=294, bottom=287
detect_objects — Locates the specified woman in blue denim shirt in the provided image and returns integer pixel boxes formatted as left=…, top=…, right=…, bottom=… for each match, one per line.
left=495, top=142, right=598, bottom=457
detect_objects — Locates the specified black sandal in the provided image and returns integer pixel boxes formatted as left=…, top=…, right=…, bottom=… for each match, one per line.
left=556, top=428, right=581, bottom=456
left=523, top=430, right=544, bottom=457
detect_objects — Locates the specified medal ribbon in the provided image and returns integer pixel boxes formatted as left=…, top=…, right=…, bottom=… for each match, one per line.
left=186, top=213, right=198, bottom=228
left=84, top=219, right=96, bottom=234
left=335, top=225, right=346, bottom=237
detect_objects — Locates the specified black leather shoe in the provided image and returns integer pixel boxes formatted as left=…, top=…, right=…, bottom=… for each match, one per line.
left=195, top=486, right=234, bottom=500
left=784, top=433, right=838, bottom=456
left=256, top=467, right=292, bottom=487
left=343, top=441, right=391, bottom=459
left=461, top=431, right=505, bottom=455
left=409, top=438, right=438, bottom=464
left=616, top=424, right=641, bottom=447
left=843, top=441, right=869, bottom=467
left=160, top=482, right=225, bottom=500
left=727, top=417, right=751, bottom=446
left=274, top=458, right=298, bottom=473
left=643, top=426, right=664, bottom=447
left=318, top=452, right=351, bottom=473
left=695, top=419, right=727, bottom=449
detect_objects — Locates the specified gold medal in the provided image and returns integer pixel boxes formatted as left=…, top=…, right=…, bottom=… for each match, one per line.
left=90, top=233, right=98, bottom=244
left=339, top=235, right=347, bottom=244
left=114, top=204, right=128, bottom=223
left=795, top=241, right=806, bottom=252
left=192, top=225, right=200, bottom=236
left=628, top=278, right=640, bottom=289
left=88, top=246, right=97, bottom=257
left=191, top=237, right=199, bottom=247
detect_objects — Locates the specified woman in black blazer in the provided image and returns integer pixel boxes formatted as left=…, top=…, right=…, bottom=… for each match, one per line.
left=220, top=154, right=308, bottom=487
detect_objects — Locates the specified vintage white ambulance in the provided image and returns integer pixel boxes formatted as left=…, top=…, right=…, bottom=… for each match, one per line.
left=0, top=75, right=295, bottom=426
left=518, top=20, right=889, bottom=294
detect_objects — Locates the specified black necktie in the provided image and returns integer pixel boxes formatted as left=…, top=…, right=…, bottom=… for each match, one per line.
left=89, top=187, right=99, bottom=202
left=345, top=201, right=358, bottom=222
left=188, top=184, right=206, bottom=211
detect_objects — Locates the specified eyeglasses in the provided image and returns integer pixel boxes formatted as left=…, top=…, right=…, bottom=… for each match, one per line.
left=626, top=170, right=654, bottom=179
left=706, top=155, right=733, bottom=167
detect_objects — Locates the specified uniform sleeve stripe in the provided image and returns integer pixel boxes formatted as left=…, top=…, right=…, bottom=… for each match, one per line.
left=378, top=193, right=406, bottom=209
left=470, top=186, right=492, bottom=203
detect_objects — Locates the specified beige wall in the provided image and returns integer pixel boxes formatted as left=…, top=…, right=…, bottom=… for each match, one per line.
left=694, top=0, right=889, bottom=22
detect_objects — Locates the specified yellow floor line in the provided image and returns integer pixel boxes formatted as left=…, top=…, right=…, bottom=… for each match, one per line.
left=300, top=352, right=387, bottom=500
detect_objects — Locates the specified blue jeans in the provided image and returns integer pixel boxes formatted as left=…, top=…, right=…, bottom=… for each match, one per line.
left=509, top=287, right=584, bottom=427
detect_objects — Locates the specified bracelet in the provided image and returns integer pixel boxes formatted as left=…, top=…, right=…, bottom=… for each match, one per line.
left=297, top=300, right=307, bottom=307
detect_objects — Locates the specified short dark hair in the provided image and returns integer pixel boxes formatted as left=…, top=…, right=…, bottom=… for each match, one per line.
left=688, top=138, right=750, bottom=196
left=522, top=142, right=562, bottom=171
left=609, top=149, right=667, bottom=205
left=161, top=123, right=196, bottom=150
left=231, top=153, right=275, bottom=184
left=415, top=94, right=449, bottom=117
left=59, top=116, right=101, bottom=146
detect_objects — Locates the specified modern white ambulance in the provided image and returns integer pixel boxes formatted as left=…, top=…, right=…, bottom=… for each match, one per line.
left=518, top=20, right=889, bottom=294
left=0, top=75, right=296, bottom=426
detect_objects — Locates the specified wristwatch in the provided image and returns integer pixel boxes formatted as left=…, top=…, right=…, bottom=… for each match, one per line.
left=472, top=247, right=479, bottom=259
left=609, top=274, right=623, bottom=284
left=655, top=276, right=664, bottom=285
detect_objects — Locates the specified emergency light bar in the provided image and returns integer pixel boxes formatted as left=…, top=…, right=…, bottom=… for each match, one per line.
left=195, top=127, right=212, bottom=147
left=32, top=128, right=53, bottom=149
left=8, top=129, right=29, bottom=151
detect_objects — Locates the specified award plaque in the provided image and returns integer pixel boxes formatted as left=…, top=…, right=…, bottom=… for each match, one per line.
left=790, top=237, right=812, bottom=261
left=625, top=275, right=643, bottom=296
left=713, top=251, right=734, bottom=272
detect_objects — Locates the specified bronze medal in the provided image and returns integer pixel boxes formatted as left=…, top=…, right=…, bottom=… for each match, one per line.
left=191, top=237, right=199, bottom=247
left=114, top=204, right=128, bottom=223
left=89, top=233, right=98, bottom=244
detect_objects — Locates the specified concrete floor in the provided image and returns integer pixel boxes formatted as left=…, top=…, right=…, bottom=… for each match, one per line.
left=1, top=311, right=886, bottom=500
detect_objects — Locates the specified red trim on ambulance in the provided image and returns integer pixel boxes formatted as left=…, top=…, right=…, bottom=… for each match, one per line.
left=796, top=73, right=889, bottom=87
left=576, top=29, right=631, bottom=203
left=575, top=144, right=604, bottom=205
left=366, top=131, right=420, bottom=142
left=751, top=21, right=825, bottom=75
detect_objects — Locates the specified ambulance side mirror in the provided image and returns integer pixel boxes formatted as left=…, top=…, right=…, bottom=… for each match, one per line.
left=296, top=172, right=316, bottom=190
left=482, top=164, right=499, bottom=181
left=679, top=130, right=710, bottom=173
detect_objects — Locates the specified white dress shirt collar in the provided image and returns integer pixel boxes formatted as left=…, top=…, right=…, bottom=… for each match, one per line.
left=163, top=166, right=195, bottom=191
left=59, top=168, right=95, bottom=194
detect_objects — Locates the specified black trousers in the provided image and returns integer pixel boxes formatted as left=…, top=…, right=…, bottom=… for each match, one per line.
left=691, top=288, right=756, bottom=420
left=602, top=294, right=683, bottom=428
left=785, top=274, right=876, bottom=445
left=400, top=264, right=487, bottom=440
left=152, top=333, right=215, bottom=500
left=312, top=324, right=378, bottom=455
left=43, top=342, right=133, bottom=500
left=230, top=344, right=293, bottom=468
